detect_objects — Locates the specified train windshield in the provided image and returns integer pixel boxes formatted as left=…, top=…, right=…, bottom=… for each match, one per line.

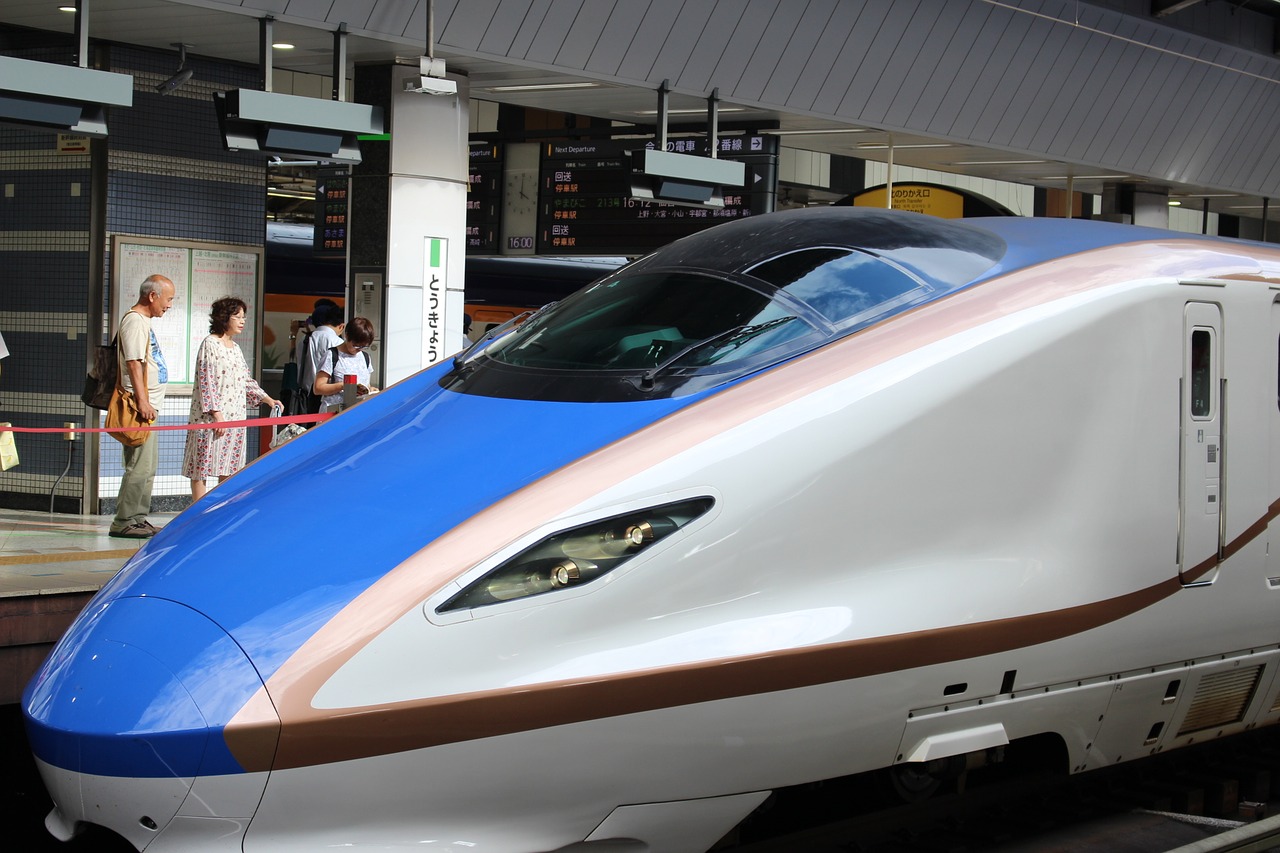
left=443, top=248, right=934, bottom=402
left=484, top=272, right=817, bottom=373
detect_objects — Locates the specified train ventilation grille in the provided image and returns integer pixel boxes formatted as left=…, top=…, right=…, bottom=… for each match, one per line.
left=1177, top=666, right=1262, bottom=736
left=1272, top=690, right=1280, bottom=715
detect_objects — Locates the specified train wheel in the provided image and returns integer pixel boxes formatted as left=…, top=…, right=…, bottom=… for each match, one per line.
left=886, top=756, right=963, bottom=802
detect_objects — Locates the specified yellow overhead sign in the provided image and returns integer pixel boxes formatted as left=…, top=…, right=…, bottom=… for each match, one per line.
left=853, top=184, right=965, bottom=219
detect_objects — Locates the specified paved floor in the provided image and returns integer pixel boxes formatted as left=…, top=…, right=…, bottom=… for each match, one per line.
left=0, top=508, right=179, bottom=598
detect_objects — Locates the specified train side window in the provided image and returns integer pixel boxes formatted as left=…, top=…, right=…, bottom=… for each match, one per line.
left=1190, top=329, right=1212, bottom=418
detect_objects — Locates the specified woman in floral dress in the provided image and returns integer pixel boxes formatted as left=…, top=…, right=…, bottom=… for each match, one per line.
left=182, top=297, right=279, bottom=501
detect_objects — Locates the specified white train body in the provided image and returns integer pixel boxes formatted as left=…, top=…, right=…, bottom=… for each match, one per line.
left=23, top=209, right=1280, bottom=852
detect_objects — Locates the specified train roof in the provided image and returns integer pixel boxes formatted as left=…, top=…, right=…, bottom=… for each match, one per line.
left=627, top=206, right=1224, bottom=292
left=966, top=214, right=1225, bottom=283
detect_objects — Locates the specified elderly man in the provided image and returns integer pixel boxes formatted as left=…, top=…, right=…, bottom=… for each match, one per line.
left=110, top=274, right=175, bottom=539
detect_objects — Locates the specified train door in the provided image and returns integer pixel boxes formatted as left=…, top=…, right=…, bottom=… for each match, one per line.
left=1180, top=301, right=1223, bottom=585
left=1270, top=297, right=1280, bottom=585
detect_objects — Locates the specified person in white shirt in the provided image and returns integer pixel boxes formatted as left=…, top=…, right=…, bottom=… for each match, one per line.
left=111, top=275, right=175, bottom=539
left=302, top=302, right=345, bottom=415
left=313, top=316, right=377, bottom=412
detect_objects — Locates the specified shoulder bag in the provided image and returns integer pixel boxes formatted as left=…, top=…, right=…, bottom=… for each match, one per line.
left=105, top=385, right=150, bottom=447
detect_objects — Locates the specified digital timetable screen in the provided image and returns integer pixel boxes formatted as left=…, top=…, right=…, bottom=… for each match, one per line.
left=537, top=136, right=777, bottom=256
left=313, top=167, right=351, bottom=258
left=466, top=143, right=502, bottom=255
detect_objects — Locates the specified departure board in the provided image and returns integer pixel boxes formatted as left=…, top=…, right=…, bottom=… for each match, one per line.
left=313, top=167, right=351, bottom=258
left=466, top=143, right=502, bottom=254
left=537, top=136, right=777, bottom=256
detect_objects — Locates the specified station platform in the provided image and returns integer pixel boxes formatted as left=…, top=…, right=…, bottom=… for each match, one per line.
left=0, top=507, right=177, bottom=706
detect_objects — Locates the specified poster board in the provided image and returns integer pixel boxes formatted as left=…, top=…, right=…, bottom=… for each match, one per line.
left=112, top=237, right=263, bottom=391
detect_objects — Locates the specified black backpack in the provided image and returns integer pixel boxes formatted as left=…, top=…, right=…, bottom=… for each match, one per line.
left=81, top=335, right=118, bottom=410
left=327, top=345, right=371, bottom=379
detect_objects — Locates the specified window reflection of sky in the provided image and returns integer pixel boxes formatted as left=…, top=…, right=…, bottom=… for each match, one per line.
left=880, top=246, right=998, bottom=287
left=779, top=253, right=922, bottom=327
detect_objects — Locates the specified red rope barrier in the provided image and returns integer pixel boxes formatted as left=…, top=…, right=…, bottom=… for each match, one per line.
left=0, top=412, right=334, bottom=434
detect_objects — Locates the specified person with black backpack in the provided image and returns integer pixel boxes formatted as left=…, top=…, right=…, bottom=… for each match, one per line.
left=313, top=317, right=377, bottom=412
left=110, top=275, right=175, bottom=539
left=300, top=301, right=345, bottom=416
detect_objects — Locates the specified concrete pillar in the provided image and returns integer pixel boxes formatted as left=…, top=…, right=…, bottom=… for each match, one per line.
left=352, top=62, right=469, bottom=386
left=1100, top=182, right=1169, bottom=229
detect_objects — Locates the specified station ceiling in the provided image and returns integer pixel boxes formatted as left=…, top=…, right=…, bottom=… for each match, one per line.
left=5, top=0, right=1280, bottom=223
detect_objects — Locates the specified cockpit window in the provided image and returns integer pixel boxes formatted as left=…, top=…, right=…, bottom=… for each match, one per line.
left=747, top=248, right=929, bottom=328
left=442, top=223, right=961, bottom=403
left=484, top=272, right=818, bottom=372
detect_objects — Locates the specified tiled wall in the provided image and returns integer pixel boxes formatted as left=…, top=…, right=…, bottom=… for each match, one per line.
left=0, top=32, right=266, bottom=513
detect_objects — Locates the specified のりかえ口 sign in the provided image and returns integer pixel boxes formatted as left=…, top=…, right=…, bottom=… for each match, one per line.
left=853, top=184, right=965, bottom=219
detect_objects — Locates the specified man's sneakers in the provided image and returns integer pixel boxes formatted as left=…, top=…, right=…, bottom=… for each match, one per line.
left=110, top=520, right=157, bottom=539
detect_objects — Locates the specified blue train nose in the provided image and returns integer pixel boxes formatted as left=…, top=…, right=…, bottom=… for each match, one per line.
left=23, top=595, right=275, bottom=847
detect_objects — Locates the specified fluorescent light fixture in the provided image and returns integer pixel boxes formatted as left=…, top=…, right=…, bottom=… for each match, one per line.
left=1168, top=200, right=1182, bottom=206
left=1172, top=193, right=1238, bottom=198
left=272, top=43, right=295, bottom=50
left=763, top=128, right=869, bottom=135
left=58, top=5, right=76, bottom=11
left=634, top=107, right=745, bottom=115
left=1041, top=174, right=1130, bottom=180
left=487, top=81, right=601, bottom=92
left=857, top=142, right=952, bottom=150
left=951, top=159, right=1047, bottom=165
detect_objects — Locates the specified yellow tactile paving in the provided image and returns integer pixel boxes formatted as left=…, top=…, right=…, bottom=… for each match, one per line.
left=0, top=549, right=140, bottom=566
left=0, top=509, right=177, bottom=596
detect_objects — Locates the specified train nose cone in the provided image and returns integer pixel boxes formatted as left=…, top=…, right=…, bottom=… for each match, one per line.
left=23, top=596, right=275, bottom=848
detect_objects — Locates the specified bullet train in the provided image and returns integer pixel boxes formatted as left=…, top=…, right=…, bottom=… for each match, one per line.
left=23, top=207, right=1280, bottom=852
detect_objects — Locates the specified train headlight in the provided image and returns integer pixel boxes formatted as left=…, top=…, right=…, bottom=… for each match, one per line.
left=437, top=497, right=713, bottom=612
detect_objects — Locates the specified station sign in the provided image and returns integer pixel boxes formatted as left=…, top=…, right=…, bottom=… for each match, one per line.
left=846, top=182, right=1014, bottom=219
left=853, top=184, right=965, bottom=218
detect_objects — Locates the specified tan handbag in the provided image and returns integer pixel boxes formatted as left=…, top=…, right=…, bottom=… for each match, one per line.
left=105, top=385, right=150, bottom=447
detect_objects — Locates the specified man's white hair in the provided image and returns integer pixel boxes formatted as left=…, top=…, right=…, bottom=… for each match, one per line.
left=139, top=275, right=171, bottom=299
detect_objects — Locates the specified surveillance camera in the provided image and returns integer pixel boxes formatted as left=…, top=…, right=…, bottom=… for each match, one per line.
left=404, top=76, right=457, bottom=96
left=156, top=67, right=194, bottom=94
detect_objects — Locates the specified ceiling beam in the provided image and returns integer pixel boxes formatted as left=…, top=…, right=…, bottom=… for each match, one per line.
left=1152, top=0, right=1206, bottom=17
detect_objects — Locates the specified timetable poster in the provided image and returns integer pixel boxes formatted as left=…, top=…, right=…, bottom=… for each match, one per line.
left=190, top=249, right=260, bottom=379
left=113, top=242, right=192, bottom=385
left=112, top=237, right=262, bottom=390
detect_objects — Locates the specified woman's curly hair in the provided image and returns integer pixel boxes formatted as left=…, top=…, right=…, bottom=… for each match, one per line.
left=209, top=296, right=248, bottom=335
